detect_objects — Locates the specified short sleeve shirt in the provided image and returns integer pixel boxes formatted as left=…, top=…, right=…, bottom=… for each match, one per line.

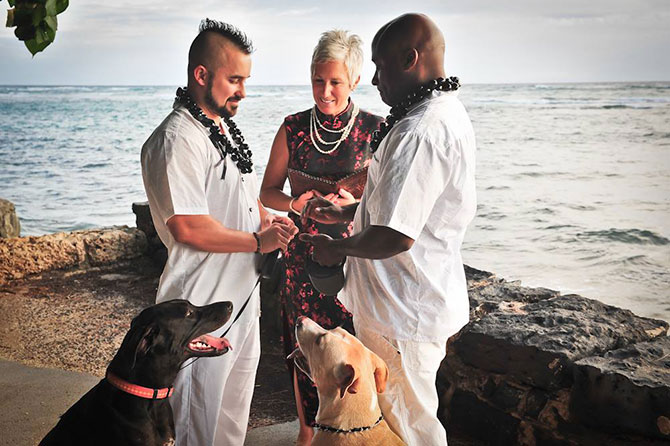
left=339, top=90, right=477, bottom=342
left=141, top=105, right=262, bottom=329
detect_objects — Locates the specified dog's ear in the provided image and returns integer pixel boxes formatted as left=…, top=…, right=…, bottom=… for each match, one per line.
left=132, top=324, right=158, bottom=369
left=336, top=363, right=360, bottom=398
left=370, top=351, right=389, bottom=393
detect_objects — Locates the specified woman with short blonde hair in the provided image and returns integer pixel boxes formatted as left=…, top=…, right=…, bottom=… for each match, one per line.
left=260, top=29, right=383, bottom=446
left=311, top=29, right=364, bottom=87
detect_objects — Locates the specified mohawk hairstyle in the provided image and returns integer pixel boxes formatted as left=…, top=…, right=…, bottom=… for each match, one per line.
left=199, top=18, right=254, bottom=54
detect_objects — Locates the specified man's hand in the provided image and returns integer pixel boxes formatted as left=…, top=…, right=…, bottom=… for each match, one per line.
left=262, top=213, right=297, bottom=232
left=301, top=194, right=345, bottom=225
left=258, top=217, right=298, bottom=253
left=299, top=233, right=345, bottom=266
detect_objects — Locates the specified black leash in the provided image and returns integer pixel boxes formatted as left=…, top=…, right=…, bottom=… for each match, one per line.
left=221, top=274, right=261, bottom=339
left=179, top=275, right=261, bottom=371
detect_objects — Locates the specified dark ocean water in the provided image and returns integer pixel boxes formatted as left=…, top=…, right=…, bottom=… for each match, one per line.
left=0, top=83, right=668, bottom=321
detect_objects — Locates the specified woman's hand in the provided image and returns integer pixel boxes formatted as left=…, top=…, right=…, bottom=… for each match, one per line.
left=331, top=188, right=356, bottom=206
left=290, top=190, right=315, bottom=214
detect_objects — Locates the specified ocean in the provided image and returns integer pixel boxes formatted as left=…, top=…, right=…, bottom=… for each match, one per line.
left=0, top=83, right=668, bottom=321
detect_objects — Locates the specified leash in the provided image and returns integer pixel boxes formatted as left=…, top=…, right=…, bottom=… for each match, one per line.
left=179, top=274, right=261, bottom=371
left=221, top=274, right=261, bottom=338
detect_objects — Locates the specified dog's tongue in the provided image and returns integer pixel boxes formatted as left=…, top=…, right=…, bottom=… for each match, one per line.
left=201, top=334, right=231, bottom=351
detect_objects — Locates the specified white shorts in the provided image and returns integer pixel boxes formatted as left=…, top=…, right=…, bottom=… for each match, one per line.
left=355, top=322, right=448, bottom=446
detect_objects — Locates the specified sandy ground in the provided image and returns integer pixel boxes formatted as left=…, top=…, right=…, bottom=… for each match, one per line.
left=0, top=256, right=296, bottom=429
left=0, top=256, right=478, bottom=445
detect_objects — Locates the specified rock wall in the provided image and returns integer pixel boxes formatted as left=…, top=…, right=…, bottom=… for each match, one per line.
left=0, top=198, right=21, bottom=238
left=0, top=226, right=147, bottom=284
left=132, top=202, right=167, bottom=266
left=438, top=266, right=670, bottom=445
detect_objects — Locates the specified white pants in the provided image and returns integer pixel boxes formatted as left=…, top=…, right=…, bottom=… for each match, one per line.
left=172, top=316, right=261, bottom=446
left=355, top=322, right=448, bottom=446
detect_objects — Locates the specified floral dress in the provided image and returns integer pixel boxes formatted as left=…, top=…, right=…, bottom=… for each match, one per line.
left=281, top=100, right=382, bottom=425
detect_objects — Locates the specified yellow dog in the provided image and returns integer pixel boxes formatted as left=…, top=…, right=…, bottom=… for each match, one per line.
left=290, top=316, right=405, bottom=446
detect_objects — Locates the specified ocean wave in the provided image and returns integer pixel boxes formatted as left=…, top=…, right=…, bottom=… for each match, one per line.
left=478, top=211, right=507, bottom=221
left=543, top=224, right=579, bottom=230
left=577, top=228, right=670, bottom=246
left=516, top=171, right=571, bottom=178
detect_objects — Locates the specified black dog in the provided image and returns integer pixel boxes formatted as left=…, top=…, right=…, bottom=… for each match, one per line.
left=40, top=299, right=233, bottom=446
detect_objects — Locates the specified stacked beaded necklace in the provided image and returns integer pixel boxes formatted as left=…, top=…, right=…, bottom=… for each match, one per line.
left=370, top=76, right=460, bottom=153
left=175, top=87, right=253, bottom=179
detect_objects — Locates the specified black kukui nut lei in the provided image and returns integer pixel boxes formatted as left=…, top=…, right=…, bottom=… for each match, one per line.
left=370, top=76, right=460, bottom=153
left=175, top=87, right=253, bottom=179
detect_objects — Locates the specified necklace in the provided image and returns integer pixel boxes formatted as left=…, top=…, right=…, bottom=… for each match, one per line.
left=370, top=76, right=460, bottom=153
left=313, top=109, right=346, bottom=133
left=313, top=414, right=384, bottom=434
left=175, top=87, right=253, bottom=179
left=309, top=103, right=360, bottom=155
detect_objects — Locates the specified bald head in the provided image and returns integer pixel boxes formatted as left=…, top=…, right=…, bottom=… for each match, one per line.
left=371, top=13, right=446, bottom=105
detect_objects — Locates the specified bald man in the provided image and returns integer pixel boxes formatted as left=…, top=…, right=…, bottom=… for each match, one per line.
left=301, top=13, right=476, bottom=445
left=141, top=19, right=296, bottom=446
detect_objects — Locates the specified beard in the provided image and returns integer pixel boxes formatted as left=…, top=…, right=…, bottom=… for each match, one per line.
left=204, top=78, right=238, bottom=118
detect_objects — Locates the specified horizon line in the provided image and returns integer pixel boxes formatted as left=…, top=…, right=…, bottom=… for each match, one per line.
left=1, top=80, right=670, bottom=88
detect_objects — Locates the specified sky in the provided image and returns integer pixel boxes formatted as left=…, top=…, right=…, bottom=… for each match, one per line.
left=1, top=0, right=669, bottom=85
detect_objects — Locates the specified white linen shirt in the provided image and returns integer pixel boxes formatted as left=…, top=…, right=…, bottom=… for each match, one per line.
left=340, top=90, right=476, bottom=342
left=141, top=105, right=262, bottom=329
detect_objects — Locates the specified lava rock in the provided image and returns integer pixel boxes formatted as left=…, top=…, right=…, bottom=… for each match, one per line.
left=132, top=201, right=167, bottom=267
left=453, top=293, right=668, bottom=389
left=572, top=335, right=670, bottom=440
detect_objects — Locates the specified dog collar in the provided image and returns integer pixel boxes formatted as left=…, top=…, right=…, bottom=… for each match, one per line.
left=105, top=370, right=174, bottom=400
left=313, top=414, right=384, bottom=434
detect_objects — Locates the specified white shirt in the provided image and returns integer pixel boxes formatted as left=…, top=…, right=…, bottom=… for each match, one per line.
left=141, top=105, right=262, bottom=329
left=340, top=90, right=477, bottom=342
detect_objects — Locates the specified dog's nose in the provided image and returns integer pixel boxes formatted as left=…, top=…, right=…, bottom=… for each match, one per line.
left=296, top=316, right=306, bottom=328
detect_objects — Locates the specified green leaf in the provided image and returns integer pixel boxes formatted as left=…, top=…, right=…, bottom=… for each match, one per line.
left=14, top=23, right=35, bottom=40
left=31, top=4, right=46, bottom=26
left=41, top=20, right=54, bottom=40
left=43, top=13, right=56, bottom=32
left=12, top=6, right=34, bottom=27
left=6, top=7, right=15, bottom=27
left=55, top=0, right=67, bottom=14
left=33, top=21, right=53, bottom=44
left=25, top=35, right=51, bottom=55
left=8, top=0, right=17, bottom=7
left=44, top=0, right=56, bottom=16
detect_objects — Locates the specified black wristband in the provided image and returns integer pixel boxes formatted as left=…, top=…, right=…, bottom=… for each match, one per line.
left=252, top=232, right=261, bottom=253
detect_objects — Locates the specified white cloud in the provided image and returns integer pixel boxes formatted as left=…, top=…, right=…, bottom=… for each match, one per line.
left=1, top=0, right=668, bottom=84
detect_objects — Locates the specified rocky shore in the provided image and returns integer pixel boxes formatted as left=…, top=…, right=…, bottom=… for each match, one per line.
left=1, top=201, right=668, bottom=445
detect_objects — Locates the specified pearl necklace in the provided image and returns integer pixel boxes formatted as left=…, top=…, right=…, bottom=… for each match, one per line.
left=309, top=103, right=360, bottom=155
left=370, top=76, right=460, bottom=153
